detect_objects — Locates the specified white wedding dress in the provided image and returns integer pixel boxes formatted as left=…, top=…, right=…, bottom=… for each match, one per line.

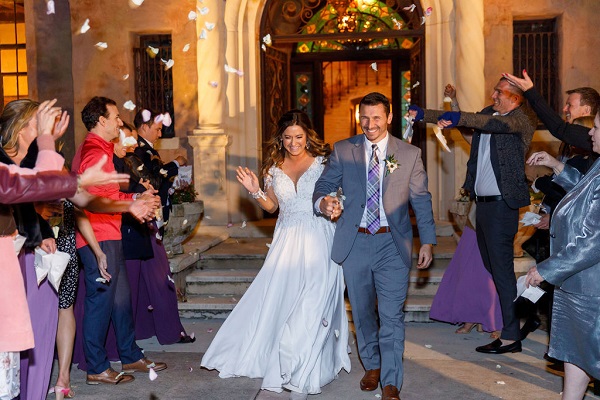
left=201, top=156, right=351, bottom=394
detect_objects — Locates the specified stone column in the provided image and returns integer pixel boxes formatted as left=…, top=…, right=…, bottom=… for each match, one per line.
left=188, top=133, right=230, bottom=225
left=455, top=0, right=485, bottom=112
left=190, top=0, right=229, bottom=225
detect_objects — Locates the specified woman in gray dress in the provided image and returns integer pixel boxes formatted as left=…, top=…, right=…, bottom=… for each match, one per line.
left=525, top=112, right=600, bottom=400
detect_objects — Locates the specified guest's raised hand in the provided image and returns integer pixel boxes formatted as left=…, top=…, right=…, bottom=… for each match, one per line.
left=79, top=155, right=131, bottom=188
left=527, top=151, right=561, bottom=169
left=444, top=84, right=457, bottom=100
left=36, top=99, right=62, bottom=137
left=502, top=69, right=534, bottom=92
left=236, top=166, right=259, bottom=193
left=53, top=110, right=70, bottom=140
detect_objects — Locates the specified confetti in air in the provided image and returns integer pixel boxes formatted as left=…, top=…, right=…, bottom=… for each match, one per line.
left=183, top=43, right=191, bottom=52
left=241, top=221, right=247, bottom=229
left=199, top=29, right=208, bottom=40
left=425, top=6, right=433, bottom=17
left=412, top=81, right=420, bottom=89
left=80, top=19, right=90, bottom=34
left=123, top=100, right=136, bottom=111
left=122, top=74, right=129, bottom=80
left=167, top=275, right=175, bottom=283
left=208, top=81, right=218, bottom=88
left=147, top=305, right=154, bottom=311
left=146, top=46, right=159, bottom=58
left=137, top=165, right=144, bottom=171
left=188, top=10, right=198, bottom=21
left=162, top=58, right=175, bottom=70
left=149, top=368, right=158, bottom=381
left=421, top=16, right=426, bottom=25
left=261, top=44, right=267, bottom=52
left=95, top=42, right=108, bottom=50
left=370, top=62, right=378, bottom=71
left=391, top=17, right=402, bottom=29
left=262, top=34, right=272, bottom=46
left=403, top=4, right=416, bottom=12
left=199, top=7, right=209, bottom=15
left=205, top=22, right=215, bottom=31
left=95, top=277, right=107, bottom=283
left=130, top=0, right=144, bottom=7
left=46, top=0, right=55, bottom=15
left=224, top=65, right=244, bottom=76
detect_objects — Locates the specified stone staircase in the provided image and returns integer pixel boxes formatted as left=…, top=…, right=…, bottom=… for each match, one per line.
left=174, top=220, right=536, bottom=322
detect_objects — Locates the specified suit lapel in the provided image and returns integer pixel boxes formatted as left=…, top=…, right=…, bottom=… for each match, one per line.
left=351, top=137, right=367, bottom=194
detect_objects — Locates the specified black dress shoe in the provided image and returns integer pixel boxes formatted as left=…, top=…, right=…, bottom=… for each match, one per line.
left=520, top=317, right=541, bottom=340
left=476, top=339, right=522, bottom=354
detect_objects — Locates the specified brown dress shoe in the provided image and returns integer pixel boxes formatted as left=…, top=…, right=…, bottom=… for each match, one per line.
left=86, top=368, right=135, bottom=385
left=382, top=385, right=400, bottom=400
left=122, top=357, right=167, bottom=373
left=360, top=368, right=380, bottom=391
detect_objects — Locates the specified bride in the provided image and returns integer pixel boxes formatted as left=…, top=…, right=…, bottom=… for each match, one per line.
left=201, top=110, right=351, bottom=399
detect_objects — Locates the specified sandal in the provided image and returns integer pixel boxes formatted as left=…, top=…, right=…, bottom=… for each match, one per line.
left=455, top=323, right=479, bottom=334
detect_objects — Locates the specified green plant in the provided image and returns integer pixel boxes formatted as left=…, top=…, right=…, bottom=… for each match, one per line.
left=171, top=181, right=198, bottom=204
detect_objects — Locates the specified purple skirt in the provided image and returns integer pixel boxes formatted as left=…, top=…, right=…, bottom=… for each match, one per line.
left=429, top=227, right=503, bottom=332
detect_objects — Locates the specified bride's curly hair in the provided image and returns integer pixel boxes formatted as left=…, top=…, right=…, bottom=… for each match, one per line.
left=261, top=109, right=331, bottom=178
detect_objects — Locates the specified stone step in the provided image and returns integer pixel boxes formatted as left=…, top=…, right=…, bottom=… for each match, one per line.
left=197, top=236, right=457, bottom=270
left=185, top=267, right=445, bottom=297
left=179, top=293, right=436, bottom=322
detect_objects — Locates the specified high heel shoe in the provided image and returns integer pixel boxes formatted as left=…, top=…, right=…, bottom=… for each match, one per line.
left=54, top=385, right=74, bottom=400
left=455, top=323, right=479, bottom=334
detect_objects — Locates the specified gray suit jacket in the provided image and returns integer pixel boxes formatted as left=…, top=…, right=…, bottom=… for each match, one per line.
left=314, top=134, right=436, bottom=267
left=537, top=160, right=600, bottom=296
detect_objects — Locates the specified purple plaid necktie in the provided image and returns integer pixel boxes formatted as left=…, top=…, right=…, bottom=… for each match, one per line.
left=366, top=144, right=380, bottom=235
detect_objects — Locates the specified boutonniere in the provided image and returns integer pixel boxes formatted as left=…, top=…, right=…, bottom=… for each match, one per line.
left=384, top=154, right=399, bottom=176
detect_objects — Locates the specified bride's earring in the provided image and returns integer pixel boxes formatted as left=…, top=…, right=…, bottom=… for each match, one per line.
left=277, top=140, right=282, bottom=150
left=306, top=142, right=310, bottom=150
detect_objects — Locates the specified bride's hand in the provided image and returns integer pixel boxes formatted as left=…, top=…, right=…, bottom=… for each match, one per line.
left=236, top=166, right=260, bottom=193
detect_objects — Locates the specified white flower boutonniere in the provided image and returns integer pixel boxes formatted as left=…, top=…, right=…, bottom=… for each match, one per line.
left=384, top=154, right=399, bottom=176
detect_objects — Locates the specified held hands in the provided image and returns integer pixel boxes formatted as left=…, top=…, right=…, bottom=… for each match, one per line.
left=78, top=155, right=131, bottom=188
left=525, top=265, right=544, bottom=288
left=444, top=84, right=457, bottom=100
left=416, top=243, right=433, bottom=270
left=37, top=99, right=70, bottom=140
left=502, top=69, right=534, bottom=92
left=319, top=195, right=342, bottom=220
left=236, top=166, right=260, bottom=193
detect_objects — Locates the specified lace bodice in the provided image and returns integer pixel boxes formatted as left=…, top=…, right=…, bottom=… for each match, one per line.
left=265, top=156, right=327, bottom=227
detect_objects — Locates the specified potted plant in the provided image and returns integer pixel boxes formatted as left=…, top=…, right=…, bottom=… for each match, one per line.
left=163, top=180, right=204, bottom=257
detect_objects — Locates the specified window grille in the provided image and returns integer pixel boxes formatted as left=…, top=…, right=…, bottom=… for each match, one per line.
left=513, top=19, right=558, bottom=114
left=133, top=34, right=174, bottom=137
left=0, top=0, right=27, bottom=107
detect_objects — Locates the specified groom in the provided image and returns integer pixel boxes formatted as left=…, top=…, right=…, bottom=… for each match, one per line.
left=314, top=92, right=436, bottom=400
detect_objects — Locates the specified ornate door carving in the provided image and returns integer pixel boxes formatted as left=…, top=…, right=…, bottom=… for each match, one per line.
left=261, top=46, right=290, bottom=154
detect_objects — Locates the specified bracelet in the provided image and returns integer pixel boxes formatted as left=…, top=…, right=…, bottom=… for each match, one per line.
left=132, top=193, right=139, bottom=200
left=250, top=188, right=267, bottom=201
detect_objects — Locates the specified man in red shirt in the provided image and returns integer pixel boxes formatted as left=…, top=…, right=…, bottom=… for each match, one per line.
left=72, top=96, right=166, bottom=385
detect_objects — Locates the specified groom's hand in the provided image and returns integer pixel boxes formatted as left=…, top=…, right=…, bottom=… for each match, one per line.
left=319, top=195, right=341, bottom=219
left=416, top=244, right=433, bottom=269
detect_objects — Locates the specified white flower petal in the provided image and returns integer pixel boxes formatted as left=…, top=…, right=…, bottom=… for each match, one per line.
left=149, top=367, right=158, bottom=381
left=164, top=59, right=174, bottom=70
left=167, top=275, right=175, bottom=283
left=261, top=44, right=267, bottom=52
left=123, top=100, right=136, bottom=111
left=131, top=0, right=144, bottom=5
left=95, top=42, right=108, bottom=50
left=159, top=168, right=168, bottom=176
left=205, top=22, right=215, bottom=31
left=95, top=277, right=107, bottom=283
left=46, top=0, right=55, bottom=15
left=137, top=165, right=144, bottom=171
left=262, top=34, right=272, bottom=46
left=188, top=10, right=197, bottom=21
left=199, top=29, right=207, bottom=40
left=199, top=6, right=209, bottom=15
left=80, top=18, right=90, bottom=34
left=182, top=219, right=188, bottom=225
left=241, top=220, right=247, bottom=228
left=208, top=81, right=218, bottom=88
left=403, top=4, right=416, bottom=12
left=182, top=43, right=190, bottom=52
left=370, top=62, right=378, bottom=71
left=122, top=74, right=130, bottom=80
